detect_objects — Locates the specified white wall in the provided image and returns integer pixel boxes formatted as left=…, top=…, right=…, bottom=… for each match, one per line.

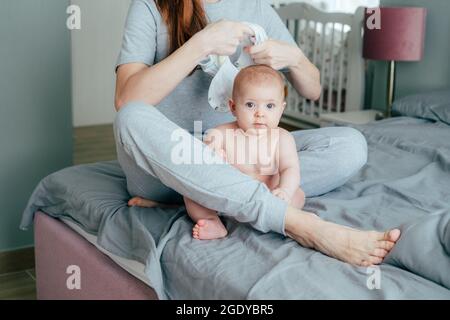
left=71, top=0, right=130, bottom=127
left=273, top=0, right=379, bottom=12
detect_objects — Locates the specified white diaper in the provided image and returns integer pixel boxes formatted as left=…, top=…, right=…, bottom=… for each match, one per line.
left=199, top=23, right=268, bottom=112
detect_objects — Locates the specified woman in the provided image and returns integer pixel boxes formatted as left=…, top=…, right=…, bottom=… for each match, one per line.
left=114, top=0, right=400, bottom=266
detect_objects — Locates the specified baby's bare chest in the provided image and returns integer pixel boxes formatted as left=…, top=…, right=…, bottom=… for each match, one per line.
left=222, top=132, right=280, bottom=176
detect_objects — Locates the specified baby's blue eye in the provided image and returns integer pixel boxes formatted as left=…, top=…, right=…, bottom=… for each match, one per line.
left=245, top=102, right=255, bottom=109
left=267, top=103, right=275, bottom=109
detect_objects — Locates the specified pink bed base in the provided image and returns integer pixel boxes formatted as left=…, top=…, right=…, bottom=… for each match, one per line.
left=34, top=211, right=158, bottom=300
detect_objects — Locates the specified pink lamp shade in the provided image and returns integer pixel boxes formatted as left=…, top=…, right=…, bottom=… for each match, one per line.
left=363, top=7, right=427, bottom=61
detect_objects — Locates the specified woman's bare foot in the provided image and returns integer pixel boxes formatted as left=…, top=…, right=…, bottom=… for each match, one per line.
left=285, top=208, right=401, bottom=267
left=128, top=196, right=182, bottom=209
left=128, top=196, right=159, bottom=207
left=192, top=218, right=228, bottom=240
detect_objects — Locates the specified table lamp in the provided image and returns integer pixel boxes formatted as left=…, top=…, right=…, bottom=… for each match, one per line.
left=363, top=7, right=427, bottom=117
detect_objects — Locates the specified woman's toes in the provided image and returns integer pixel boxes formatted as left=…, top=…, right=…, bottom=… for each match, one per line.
left=379, top=229, right=400, bottom=242
left=369, top=256, right=383, bottom=265
left=372, top=248, right=388, bottom=258
left=360, top=260, right=371, bottom=267
left=129, top=197, right=144, bottom=207
left=360, top=256, right=383, bottom=267
left=377, top=240, right=395, bottom=251
left=387, top=229, right=401, bottom=242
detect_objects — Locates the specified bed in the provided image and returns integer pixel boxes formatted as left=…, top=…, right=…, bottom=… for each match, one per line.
left=21, top=91, right=450, bottom=299
left=33, top=212, right=157, bottom=300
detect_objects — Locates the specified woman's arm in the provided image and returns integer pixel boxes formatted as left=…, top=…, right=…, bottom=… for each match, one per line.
left=285, top=47, right=322, bottom=101
left=246, top=40, right=321, bottom=101
left=115, top=37, right=206, bottom=111
left=115, top=20, right=254, bottom=111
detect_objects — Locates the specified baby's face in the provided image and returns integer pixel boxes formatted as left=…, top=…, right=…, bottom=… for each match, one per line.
left=229, top=82, right=286, bottom=134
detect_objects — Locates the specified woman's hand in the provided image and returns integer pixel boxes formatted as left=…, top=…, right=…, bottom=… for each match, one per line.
left=195, top=20, right=255, bottom=56
left=245, top=39, right=304, bottom=70
left=247, top=39, right=321, bottom=100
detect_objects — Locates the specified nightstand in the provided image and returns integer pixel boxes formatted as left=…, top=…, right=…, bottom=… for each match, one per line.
left=319, top=110, right=384, bottom=127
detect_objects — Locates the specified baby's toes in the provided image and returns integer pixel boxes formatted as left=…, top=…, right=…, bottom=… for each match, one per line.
left=192, top=229, right=199, bottom=238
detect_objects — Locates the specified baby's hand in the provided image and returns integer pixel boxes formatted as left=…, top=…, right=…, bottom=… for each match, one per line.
left=271, top=188, right=291, bottom=203
left=215, top=148, right=227, bottom=161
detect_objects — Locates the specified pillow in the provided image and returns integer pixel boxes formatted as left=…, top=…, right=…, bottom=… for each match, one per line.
left=392, top=90, right=450, bottom=124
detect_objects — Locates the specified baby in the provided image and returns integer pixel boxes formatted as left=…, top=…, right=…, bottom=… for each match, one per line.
left=129, top=65, right=305, bottom=240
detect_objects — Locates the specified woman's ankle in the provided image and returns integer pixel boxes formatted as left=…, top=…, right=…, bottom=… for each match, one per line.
left=284, top=206, right=321, bottom=248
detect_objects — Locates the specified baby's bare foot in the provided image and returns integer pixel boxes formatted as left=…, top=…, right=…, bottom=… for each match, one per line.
left=192, top=219, right=228, bottom=240
left=286, top=211, right=401, bottom=266
left=128, top=197, right=159, bottom=208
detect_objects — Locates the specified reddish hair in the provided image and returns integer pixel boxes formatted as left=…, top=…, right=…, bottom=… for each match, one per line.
left=155, top=0, right=208, bottom=55
left=233, top=65, right=287, bottom=100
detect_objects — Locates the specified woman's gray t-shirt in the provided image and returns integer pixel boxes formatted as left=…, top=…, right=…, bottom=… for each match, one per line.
left=116, top=0, right=297, bottom=133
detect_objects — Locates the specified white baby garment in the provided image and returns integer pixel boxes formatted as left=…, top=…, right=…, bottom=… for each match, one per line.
left=199, top=23, right=269, bottom=112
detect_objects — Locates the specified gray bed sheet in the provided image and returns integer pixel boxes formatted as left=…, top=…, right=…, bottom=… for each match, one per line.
left=21, top=117, right=450, bottom=299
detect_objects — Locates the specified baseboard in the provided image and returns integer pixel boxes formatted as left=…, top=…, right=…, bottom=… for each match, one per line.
left=0, top=247, right=35, bottom=274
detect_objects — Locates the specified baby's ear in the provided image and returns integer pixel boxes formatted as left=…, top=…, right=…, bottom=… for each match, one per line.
left=228, top=99, right=236, bottom=115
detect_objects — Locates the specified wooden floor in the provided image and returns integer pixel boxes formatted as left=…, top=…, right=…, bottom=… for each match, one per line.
left=0, top=270, right=36, bottom=300
left=73, top=124, right=117, bottom=165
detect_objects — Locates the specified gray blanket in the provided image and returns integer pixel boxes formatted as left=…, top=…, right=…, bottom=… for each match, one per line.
left=21, top=117, right=450, bottom=299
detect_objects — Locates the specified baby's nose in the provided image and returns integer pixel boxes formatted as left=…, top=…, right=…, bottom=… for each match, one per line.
left=255, top=108, right=265, bottom=117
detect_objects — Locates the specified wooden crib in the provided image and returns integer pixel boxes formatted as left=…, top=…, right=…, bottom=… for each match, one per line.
left=276, top=3, right=366, bottom=128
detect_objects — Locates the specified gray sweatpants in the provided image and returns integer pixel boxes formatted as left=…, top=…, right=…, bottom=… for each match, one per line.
left=114, top=102, right=367, bottom=235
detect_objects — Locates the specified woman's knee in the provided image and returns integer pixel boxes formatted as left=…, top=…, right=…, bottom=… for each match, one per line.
left=114, top=101, right=156, bottom=146
left=332, top=127, right=368, bottom=178
left=114, top=101, right=154, bottom=132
